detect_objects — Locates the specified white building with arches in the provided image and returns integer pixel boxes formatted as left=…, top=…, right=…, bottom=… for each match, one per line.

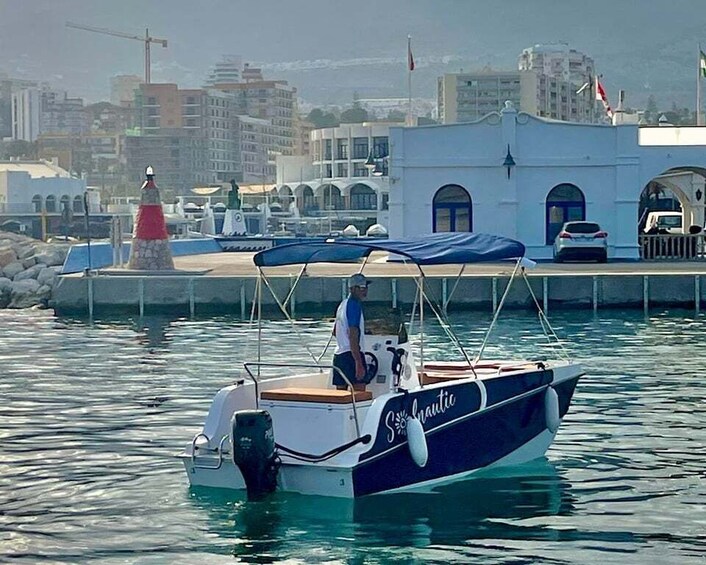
left=0, top=160, right=95, bottom=239
left=274, top=123, right=392, bottom=233
left=0, top=160, right=87, bottom=216
left=389, top=102, right=706, bottom=260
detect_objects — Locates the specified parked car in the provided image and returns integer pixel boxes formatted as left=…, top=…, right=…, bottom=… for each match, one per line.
left=553, top=221, right=608, bottom=263
left=643, top=211, right=683, bottom=234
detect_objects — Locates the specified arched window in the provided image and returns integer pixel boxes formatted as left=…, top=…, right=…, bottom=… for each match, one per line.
left=297, top=186, right=316, bottom=213
left=350, top=184, right=377, bottom=210
left=432, top=185, right=472, bottom=232
left=45, top=195, right=56, bottom=213
left=73, top=195, right=84, bottom=213
left=546, top=184, right=585, bottom=243
left=279, top=186, right=293, bottom=208
left=32, top=195, right=43, bottom=213
left=60, top=195, right=70, bottom=211
left=321, top=184, right=343, bottom=210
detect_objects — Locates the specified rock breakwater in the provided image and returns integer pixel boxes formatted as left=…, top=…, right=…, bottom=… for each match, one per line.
left=0, top=233, right=68, bottom=309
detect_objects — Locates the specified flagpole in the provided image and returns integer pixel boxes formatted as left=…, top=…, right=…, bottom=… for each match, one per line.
left=407, top=35, right=413, bottom=126
left=698, top=43, right=702, bottom=126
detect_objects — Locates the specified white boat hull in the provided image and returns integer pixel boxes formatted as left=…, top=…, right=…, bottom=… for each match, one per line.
left=181, top=361, right=582, bottom=498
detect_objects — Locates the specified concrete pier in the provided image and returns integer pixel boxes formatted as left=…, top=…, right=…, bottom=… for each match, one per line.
left=50, top=252, right=706, bottom=316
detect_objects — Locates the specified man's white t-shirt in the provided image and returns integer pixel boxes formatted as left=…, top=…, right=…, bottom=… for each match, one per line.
left=334, top=296, right=365, bottom=355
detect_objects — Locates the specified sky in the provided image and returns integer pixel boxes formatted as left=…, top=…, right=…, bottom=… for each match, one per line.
left=1, top=0, right=705, bottom=108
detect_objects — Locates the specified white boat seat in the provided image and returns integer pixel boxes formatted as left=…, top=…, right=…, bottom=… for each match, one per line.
left=260, top=387, right=373, bottom=403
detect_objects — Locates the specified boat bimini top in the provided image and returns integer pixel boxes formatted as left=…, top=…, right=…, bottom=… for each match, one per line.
left=253, top=232, right=526, bottom=267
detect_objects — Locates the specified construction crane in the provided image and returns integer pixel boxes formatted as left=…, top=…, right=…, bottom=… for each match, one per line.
left=66, top=21, right=168, bottom=84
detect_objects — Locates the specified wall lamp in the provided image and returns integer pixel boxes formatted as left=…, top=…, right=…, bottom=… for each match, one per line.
left=503, top=145, right=516, bottom=179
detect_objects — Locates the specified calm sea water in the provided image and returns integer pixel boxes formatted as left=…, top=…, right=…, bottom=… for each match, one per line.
left=0, top=308, right=705, bottom=564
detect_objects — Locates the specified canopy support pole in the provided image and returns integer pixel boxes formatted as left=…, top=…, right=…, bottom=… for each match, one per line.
left=416, top=266, right=477, bottom=377
left=521, top=268, right=571, bottom=362
left=419, top=272, right=425, bottom=381
left=282, top=263, right=308, bottom=312
left=257, top=266, right=323, bottom=366
left=256, top=274, right=262, bottom=379
left=475, top=258, right=522, bottom=362
left=445, top=265, right=466, bottom=310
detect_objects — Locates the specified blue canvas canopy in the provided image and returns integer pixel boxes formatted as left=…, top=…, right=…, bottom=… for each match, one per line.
left=253, top=232, right=525, bottom=267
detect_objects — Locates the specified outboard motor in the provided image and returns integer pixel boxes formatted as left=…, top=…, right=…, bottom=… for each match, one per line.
left=231, top=410, right=279, bottom=500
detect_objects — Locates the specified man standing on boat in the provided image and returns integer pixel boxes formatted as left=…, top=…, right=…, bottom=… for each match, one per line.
left=333, top=273, right=371, bottom=391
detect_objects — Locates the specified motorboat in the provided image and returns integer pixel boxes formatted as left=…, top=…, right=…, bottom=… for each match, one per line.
left=181, top=233, right=583, bottom=499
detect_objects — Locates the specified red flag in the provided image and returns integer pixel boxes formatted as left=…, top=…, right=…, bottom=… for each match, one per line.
left=408, top=36, right=415, bottom=71
left=595, top=78, right=613, bottom=118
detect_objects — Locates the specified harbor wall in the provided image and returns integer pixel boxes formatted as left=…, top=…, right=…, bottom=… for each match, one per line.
left=52, top=273, right=706, bottom=317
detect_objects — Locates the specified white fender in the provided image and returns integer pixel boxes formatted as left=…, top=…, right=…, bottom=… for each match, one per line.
left=544, top=386, right=561, bottom=434
left=406, top=416, right=428, bottom=467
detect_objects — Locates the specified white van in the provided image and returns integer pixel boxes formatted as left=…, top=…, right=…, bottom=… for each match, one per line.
left=643, top=211, right=683, bottom=234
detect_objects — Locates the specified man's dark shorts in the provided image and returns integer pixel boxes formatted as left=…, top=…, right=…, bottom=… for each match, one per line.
left=332, top=351, right=373, bottom=387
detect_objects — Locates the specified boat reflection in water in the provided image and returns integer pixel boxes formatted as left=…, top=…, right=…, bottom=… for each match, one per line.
left=188, top=458, right=575, bottom=559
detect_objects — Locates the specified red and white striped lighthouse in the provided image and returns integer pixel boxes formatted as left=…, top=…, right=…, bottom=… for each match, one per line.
left=128, top=166, right=174, bottom=270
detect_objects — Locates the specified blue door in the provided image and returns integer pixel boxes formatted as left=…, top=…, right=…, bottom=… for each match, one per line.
left=546, top=184, right=585, bottom=244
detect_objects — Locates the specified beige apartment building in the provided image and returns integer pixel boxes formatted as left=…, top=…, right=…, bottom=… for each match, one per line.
left=438, top=45, right=597, bottom=124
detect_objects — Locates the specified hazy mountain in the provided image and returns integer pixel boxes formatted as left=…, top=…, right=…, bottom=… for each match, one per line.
left=0, top=0, right=704, bottom=109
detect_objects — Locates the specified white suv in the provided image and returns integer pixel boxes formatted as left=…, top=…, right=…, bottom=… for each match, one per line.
left=553, top=221, right=608, bottom=263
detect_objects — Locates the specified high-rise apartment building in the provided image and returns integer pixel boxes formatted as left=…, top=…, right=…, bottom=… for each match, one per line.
left=11, top=89, right=41, bottom=141
left=438, top=71, right=538, bottom=124
left=1, top=75, right=37, bottom=138
left=204, top=89, right=241, bottom=182
left=127, top=84, right=210, bottom=192
left=518, top=43, right=594, bottom=85
left=438, top=45, right=597, bottom=124
left=40, top=90, right=87, bottom=136
left=210, top=77, right=297, bottom=181
left=12, top=87, right=86, bottom=141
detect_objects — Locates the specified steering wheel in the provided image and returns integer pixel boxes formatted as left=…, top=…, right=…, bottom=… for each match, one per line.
left=364, top=352, right=379, bottom=381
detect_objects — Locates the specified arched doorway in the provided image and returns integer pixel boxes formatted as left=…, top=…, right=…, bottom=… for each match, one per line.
left=637, top=167, right=706, bottom=233
left=545, top=184, right=585, bottom=244
left=349, top=183, right=377, bottom=210
left=432, top=185, right=472, bottom=232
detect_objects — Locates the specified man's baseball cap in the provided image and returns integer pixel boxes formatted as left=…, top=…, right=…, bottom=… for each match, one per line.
left=349, top=273, right=372, bottom=288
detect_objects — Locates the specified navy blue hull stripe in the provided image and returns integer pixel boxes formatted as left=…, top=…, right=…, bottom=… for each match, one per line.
left=352, top=376, right=579, bottom=497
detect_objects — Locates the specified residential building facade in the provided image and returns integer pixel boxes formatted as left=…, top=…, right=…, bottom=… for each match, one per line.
left=439, top=45, right=597, bottom=124
left=274, top=123, right=391, bottom=231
